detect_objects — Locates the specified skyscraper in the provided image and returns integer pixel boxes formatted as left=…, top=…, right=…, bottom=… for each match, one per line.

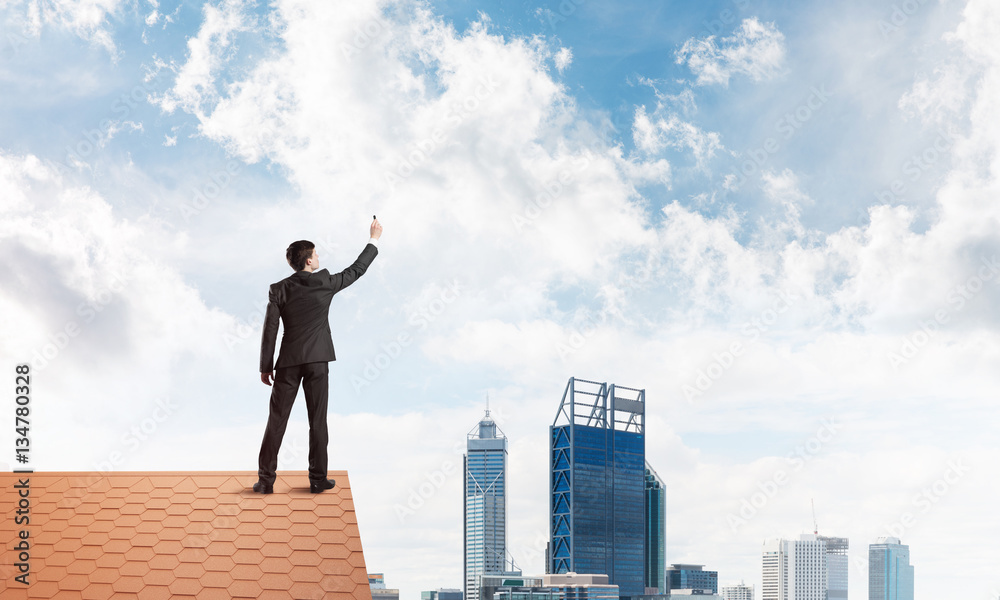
left=818, top=536, right=848, bottom=600
left=644, top=465, right=666, bottom=594
left=550, top=377, right=646, bottom=598
left=761, top=535, right=827, bottom=600
left=465, top=409, right=508, bottom=600
left=869, top=537, right=914, bottom=600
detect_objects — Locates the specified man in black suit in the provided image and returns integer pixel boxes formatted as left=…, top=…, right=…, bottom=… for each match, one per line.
left=255, top=218, right=383, bottom=494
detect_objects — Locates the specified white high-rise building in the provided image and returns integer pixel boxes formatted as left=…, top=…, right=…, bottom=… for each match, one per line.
left=464, top=410, right=508, bottom=600
left=722, top=582, right=754, bottom=600
left=762, top=535, right=828, bottom=600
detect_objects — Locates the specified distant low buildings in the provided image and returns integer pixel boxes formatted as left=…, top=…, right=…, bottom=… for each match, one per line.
left=422, top=589, right=464, bottom=600
left=720, top=582, right=754, bottom=600
left=668, top=592, right=721, bottom=600
left=666, top=564, right=718, bottom=595
left=369, top=573, right=400, bottom=600
left=489, top=573, right=620, bottom=600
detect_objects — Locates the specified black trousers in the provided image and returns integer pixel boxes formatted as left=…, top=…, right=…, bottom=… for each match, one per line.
left=257, top=361, right=329, bottom=486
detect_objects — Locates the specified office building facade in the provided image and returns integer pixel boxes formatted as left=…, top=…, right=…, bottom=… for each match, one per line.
left=466, top=410, right=509, bottom=600
left=666, top=564, right=718, bottom=595
left=761, top=535, right=827, bottom=600
left=490, top=574, right=621, bottom=600
left=370, top=573, right=401, bottom=600
left=869, top=537, right=914, bottom=600
left=721, top=583, right=754, bottom=600
left=644, top=465, right=666, bottom=594
left=423, top=591, right=464, bottom=600
left=818, top=536, right=848, bottom=600
left=550, top=378, right=647, bottom=598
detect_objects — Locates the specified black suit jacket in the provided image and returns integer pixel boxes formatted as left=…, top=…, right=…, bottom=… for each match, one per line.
left=259, top=243, right=378, bottom=372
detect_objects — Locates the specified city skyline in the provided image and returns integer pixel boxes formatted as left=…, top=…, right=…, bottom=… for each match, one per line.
left=2, top=0, right=998, bottom=598
left=451, top=390, right=917, bottom=600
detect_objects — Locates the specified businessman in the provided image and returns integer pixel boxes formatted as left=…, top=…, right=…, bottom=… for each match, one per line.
left=255, top=218, right=383, bottom=494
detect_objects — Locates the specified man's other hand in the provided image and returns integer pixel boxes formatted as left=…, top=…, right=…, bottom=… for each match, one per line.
left=261, top=372, right=273, bottom=386
left=371, top=217, right=383, bottom=240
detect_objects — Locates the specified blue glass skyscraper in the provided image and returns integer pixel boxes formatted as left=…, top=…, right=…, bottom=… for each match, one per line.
left=644, top=465, right=666, bottom=594
left=550, top=377, right=646, bottom=598
left=465, top=410, right=508, bottom=600
left=869, top=537, right=914, bottom=600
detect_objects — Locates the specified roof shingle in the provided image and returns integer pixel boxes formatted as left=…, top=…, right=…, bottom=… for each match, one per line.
left=0, top=471, right=373, bottom=600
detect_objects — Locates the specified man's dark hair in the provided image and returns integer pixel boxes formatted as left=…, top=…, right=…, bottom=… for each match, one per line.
left=286, top=240, right=316, bottom=271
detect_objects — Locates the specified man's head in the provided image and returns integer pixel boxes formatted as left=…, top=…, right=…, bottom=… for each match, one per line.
left=286, top=240, right=318, bottom=272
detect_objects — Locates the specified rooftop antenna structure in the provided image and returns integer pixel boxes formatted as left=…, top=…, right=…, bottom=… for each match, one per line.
left=811, top=498, right=818, bottom=535
left=468, top=392, right=505, bottom=440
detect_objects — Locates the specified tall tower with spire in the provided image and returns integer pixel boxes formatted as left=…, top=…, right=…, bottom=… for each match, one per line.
left=464, top=404, right=508, bottom=600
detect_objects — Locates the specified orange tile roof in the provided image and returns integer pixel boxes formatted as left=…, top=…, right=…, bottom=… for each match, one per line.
left=0, top=471, right=373, bottom=600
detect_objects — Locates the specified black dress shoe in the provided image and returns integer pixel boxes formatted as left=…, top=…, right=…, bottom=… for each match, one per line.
left=309, top=479, right=336, bottom=493
left=253, top=481, right=274, bottom=494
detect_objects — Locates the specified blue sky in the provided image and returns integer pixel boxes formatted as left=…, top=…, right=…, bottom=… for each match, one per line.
left=2, top=0, right=1000, bottom=598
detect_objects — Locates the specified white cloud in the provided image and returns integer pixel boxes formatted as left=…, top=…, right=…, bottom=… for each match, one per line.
left=154, top=0, right=256, bottom=116
left=0, top=150, right=253, bottom=466
left=144, top=0, right=160, bottom=26
left=141, top=0, right=1000, bottom=429
left=676, top=17, right=786, bottom=86
left=156, top=0, right=659, bottom=290
left=632, top=104, right=724, bottom=169
left=618, top=152, right=671, bottom=186
left=898, top=65, right=972, bottom=125
left=758, top=168, right=810, bottom=242
left=553, top=46, right=572, bottom=72
left=1, top=0, right=125, bottom=55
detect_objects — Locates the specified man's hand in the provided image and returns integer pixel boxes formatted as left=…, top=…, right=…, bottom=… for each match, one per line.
left=261, top=372, right=273, bottom=386
left=370, top=217, right=383, bottom=240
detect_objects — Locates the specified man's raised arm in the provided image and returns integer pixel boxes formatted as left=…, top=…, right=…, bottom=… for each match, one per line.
left=328, top=218, right=383, bottom=293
